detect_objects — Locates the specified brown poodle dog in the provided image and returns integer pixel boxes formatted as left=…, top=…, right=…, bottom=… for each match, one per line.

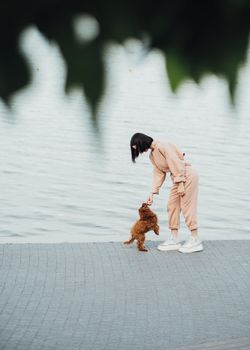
left=124, top=203, right=160, bottom=252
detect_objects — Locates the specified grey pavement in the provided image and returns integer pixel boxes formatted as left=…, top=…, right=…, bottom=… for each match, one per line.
left=0, top=241, right=250, bottom=350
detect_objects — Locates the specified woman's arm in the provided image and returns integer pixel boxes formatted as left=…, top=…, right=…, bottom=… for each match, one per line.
left=151, top=165, right=166, bottom=194
left=146, top=166, right=166, bottom=204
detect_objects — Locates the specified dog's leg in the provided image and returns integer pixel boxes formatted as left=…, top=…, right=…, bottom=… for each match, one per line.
left=137, top=235, right=148, bottom=252
left=154, top=224, right=160, bottom=236
left=124, top=237, right=135, bottom=245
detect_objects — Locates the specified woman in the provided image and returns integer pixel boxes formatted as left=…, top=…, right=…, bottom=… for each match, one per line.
left=130, top=132, right=203, bottom=253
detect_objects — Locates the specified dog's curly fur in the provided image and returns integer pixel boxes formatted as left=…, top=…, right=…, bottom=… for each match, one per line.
left=124, top=203, right=160, bottom=252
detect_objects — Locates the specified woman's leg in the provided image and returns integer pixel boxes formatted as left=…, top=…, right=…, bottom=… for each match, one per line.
left=157, top=185, right=182, bottom=251
left=179, top=167, right=203, bottom=253
left=180, top=168, right=199, bottom=232
left=167, top=184, right=181, bottom=233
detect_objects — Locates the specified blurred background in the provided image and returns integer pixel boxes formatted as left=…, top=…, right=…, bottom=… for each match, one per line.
left=0, top=26, right=249, bottom=243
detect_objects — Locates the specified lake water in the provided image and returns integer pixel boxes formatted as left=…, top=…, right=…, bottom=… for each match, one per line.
left=0, top=27, right=250, bottom=243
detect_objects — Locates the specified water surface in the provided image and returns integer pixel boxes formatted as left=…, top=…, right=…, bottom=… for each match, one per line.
left=0, top=28, right=249, bottom=242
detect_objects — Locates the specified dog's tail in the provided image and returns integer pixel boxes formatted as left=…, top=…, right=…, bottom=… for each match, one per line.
left=124, top=237, right=135, bottom=245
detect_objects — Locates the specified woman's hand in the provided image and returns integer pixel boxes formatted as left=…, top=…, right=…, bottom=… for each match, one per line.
left=177, top=182, right=185, bottom=196
left=146, top=192, right=154, bottom=205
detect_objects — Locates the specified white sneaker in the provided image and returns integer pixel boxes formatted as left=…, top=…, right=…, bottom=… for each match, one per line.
left=178, top=236, right=203, bottom=253
left=157, top=236, right=182, bottom=251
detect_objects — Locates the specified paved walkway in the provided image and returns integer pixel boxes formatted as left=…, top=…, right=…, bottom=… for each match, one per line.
left=0, top=241, right=250, bottom=350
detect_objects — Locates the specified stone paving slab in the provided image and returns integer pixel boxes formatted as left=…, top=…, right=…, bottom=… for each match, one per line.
left=0, top=241, right=250, bottom=350
left=173, top=336, right=250, bottom=349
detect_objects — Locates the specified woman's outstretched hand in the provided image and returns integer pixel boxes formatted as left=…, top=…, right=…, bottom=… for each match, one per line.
left=146, top=192, right=154, bottom=205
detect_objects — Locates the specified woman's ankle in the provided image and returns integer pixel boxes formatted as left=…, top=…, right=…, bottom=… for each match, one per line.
left=191, top=229, right=198, bottom=237
left=171, top=229, right=179, bottom=237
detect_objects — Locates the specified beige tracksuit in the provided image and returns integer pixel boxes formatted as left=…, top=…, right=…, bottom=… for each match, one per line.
left=149, top=140, right=199, bottom=231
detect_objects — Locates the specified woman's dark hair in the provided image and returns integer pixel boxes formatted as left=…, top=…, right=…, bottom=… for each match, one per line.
left=130, top=133, right=153, bottom=163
